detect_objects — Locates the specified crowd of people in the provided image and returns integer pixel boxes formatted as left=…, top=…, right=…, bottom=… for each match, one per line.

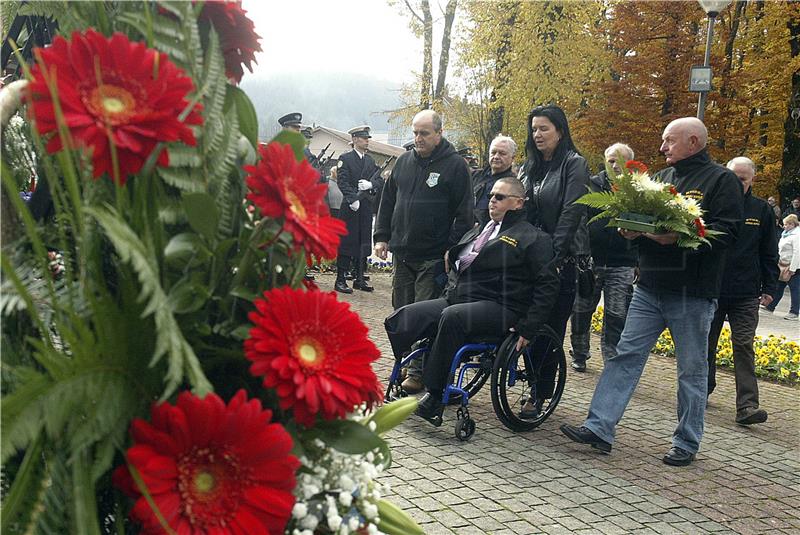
left=287, top=106, right=796, bottom=467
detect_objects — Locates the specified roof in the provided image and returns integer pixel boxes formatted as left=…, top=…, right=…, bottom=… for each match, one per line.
left=312, top=126, right=405, bottom=158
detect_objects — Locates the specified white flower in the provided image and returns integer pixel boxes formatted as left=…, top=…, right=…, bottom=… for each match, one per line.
left=367, top=524, right=380, bottom=534
left=300, top=515, right=319, bottom=530
left=327, top=514, right=343, bottom=530
left=682, top=197, right=702, bottom=218
left=338, top=474, right=355, bottom=491
left=348, top=516, right=360, bottom=530
left=292, top=503, right=308, bottom=519
left=363, top=501, right=379, bottom=519
left=339, top=491, right=353, bottom=507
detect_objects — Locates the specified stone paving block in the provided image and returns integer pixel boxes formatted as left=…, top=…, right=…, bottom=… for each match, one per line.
left=502, top=519, right=538, bottom=534
left=418, top=522, right=455, bottom=534
left=588, top=520, right=630, bottom=534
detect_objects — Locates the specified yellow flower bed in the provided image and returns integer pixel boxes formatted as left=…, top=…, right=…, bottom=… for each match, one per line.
left=591, top=306, right=800, bottom=383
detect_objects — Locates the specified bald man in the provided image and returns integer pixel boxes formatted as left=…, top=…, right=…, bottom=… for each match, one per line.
left=561, top=117, right=743, bottom=467
left=374, top=109, right=474, bottom=393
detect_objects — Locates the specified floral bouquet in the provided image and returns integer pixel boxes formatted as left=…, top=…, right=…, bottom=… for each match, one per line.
left=577, top=158, right=722, bottom=249
left=0, top=2, right=420, bottom=534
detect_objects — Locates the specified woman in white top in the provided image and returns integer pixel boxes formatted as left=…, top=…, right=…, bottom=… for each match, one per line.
left=764, top=213, right=800, bottom=319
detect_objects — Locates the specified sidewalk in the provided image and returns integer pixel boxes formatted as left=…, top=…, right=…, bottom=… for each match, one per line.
left=321, top=272, right=800, bottom=534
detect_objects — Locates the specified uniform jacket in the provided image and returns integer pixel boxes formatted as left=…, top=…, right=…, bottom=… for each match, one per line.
left=519, top=150, right=590, bottom=263
left=587, top=171, right=638, bottom=268
left=718, top=189, right=778, bottom=299
left=444, top=209, right=560, bottom=340
left=374, top=138, right=473, bottom=261
left=337, top=150, right=379, bottom=257
left=638, top=149, right=743, bottom=298
left=472, top=166, right=516, bottom=225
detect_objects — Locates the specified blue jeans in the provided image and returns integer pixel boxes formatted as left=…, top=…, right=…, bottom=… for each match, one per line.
left=583, top=286, right=717, bottom=454
left=570, top=266, right=635, bottom=362
left=766, top=272, right=800, bottom=315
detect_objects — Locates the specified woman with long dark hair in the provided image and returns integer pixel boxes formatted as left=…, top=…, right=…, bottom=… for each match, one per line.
left=517, top=105, right=590, bottom=418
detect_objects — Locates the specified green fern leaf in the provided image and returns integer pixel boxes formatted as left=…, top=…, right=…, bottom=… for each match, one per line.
left=87, top=206, right=211, bottom=397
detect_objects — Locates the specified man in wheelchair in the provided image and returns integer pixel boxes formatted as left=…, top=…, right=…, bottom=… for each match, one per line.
left=384, top=178, right=561, bottom=425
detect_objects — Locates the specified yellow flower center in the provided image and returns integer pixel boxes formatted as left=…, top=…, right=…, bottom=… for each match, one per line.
left=286, top=189, right=307, bottom=220
left=87, top=84, right=137, bottom=124
left=294, top=337, right=324, bottom=367
left=193, top=471, right=216, bottom=494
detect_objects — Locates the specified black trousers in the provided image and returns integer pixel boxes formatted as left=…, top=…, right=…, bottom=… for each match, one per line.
left=535, top=263, right=576, bottom=397
left=707, top=296, right=761, bottom=412
left=384, top=298, right=518, bottom=394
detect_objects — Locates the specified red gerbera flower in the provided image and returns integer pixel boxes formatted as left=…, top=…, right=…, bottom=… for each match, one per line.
left=245, top=286, right=382, bottom=426
left=625, top=160, right=648, bottom=174
left=694, top=218, right=706, bottom=238
left=245, top=142, right=346, bottom=260
left=113, top=390, right=299, bottom=535
left=28, top=30, right=202, bottom=183
left=669, top=186, right=678, bottom=196
left=200, top=0, right=262, bottom=84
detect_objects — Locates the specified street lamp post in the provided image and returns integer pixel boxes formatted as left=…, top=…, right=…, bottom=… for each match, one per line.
left=694, top=0, right=733, bottom=121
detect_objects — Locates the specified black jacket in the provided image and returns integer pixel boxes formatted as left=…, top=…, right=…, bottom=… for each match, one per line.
left=444, top=209, right=560, bottom=340
left=718, top=189, right=779, bottom=299
left=337, top=150, right=379, bottom=206
left=519, top=150, right=590, bottom=263
left=587, top=171, right=638, bottom=268
left=638, top=149, right=743, bottom=298
left=472, top=166, right=516, bottom=225
left=374, top=138, right=473, bottom=261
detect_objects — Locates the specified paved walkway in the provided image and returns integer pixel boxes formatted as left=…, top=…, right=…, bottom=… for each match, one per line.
left=320, top=272, right=800, bottom=535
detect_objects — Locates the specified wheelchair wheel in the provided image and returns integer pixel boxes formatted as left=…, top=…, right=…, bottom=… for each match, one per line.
left=490, top=327, right=566, bottom=432
left=446, top=349, right=493, bottom=406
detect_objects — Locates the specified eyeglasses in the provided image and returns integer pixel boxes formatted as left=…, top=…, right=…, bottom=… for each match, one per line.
left=489, top=193, right=523, bottom=201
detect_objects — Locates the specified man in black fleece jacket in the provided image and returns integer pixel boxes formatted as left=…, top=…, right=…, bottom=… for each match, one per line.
left=374, top=110, right=474, bottom=393
left=561, top=118, right=743, bottom=467
left=707, top=156, right=778, bottom=426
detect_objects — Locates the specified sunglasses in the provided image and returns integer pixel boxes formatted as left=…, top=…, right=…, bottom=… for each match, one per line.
left=489, top=193, right=523, bottom=201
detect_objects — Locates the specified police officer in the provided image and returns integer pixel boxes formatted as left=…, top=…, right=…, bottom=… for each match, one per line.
left=278, top=112, right=317, bottom=169
left=335, top=125, right=380, bottom=293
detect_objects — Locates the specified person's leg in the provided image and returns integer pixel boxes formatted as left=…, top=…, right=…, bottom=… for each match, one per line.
left=405, top=258, right=446, bottom=380
left=391, top=258, right=416, bottom=310
left=583, top=287, right=665, bottom=445
left=600, top=266, right=635, bottom=361
left=706, top=298, right=729, bottom=398
left=663, top=295, right=716, bottom=454
left=384, top=298, right=449, bottom=360
left=335, top=254, right=353, bottom=293
left=570, top=267, right=603, bottom=367
left=787, top=273, right=800, bottom=315
left=422, top=300, right=516, bottom=395
left=725, top=298, right=762, bottom=414
left=766, top=279, right=787, bottom=311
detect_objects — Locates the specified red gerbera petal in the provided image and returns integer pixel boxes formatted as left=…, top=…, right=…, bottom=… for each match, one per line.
left=199, top=0, right=262, bottom=84
left=244, top=286, right=383, bottom=426
left=244, top=142, right=347, bottom=261
left=28, top=29, right=202, bottom=184
left=694, top=218, right=706, bottom=238
left=625, top=160, right=648, bottom=174
left=114, top=390, right=299, bottom=534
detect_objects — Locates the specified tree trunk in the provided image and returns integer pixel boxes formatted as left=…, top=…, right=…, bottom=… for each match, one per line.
left=421, top=0, right=433, bottom=109
left=434, top=0, right=458, bottom=102
left=487, top=2, right=519, bottom=153
left=781, top=9, right=800, bottom=200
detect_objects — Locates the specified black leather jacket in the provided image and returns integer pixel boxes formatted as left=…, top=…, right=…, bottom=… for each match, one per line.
left=518, top=150, right=590, bottom=263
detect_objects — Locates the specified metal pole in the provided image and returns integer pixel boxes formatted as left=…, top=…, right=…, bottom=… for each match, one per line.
left=697, top=13, right=717, bottom=121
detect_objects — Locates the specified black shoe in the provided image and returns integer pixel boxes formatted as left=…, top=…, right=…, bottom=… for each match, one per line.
left=415, top=393, right=443, bottom=427
left=344, top=271, right=355, bottom=280
left=663, top=446, right=695, bottom=466
left=736, top=407, right=768, bottom=425
left=334, top=280, right=353, bottom=294
left=353, top=279, right=374, bottom=292
left=362, top=274, right=370, bottom=281
left=559, top=424, right=612, bottom=453
left=571, top=360, right=587, bottom=372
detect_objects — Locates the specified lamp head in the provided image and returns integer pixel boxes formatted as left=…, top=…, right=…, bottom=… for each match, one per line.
left=698, top=0, right=732, bottom=16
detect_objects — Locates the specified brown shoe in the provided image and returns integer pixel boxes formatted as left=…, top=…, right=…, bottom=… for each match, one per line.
left=401, top=376, right=424, bottom=394
left=736, top=407, right=768, bottom=425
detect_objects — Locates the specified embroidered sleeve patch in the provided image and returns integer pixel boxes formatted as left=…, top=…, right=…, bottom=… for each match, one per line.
left=745, top=218, right=761, bottom=226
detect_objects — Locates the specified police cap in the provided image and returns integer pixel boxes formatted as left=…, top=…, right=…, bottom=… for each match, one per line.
left=278, top=112, right=303, bottom=127
left=348, top=125, right=372, bottom=138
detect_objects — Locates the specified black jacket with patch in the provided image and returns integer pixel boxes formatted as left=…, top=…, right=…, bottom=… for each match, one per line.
left=374, top=138, right=473, bottom=261
left=638, top=149, right=743, bottom=298
left=718, top=189, right=779, bottom=299
left=444, top=209, right=560, bottom=340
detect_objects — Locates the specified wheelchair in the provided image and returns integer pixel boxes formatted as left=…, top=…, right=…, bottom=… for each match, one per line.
left=384, top=325, right=567, bottom=441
